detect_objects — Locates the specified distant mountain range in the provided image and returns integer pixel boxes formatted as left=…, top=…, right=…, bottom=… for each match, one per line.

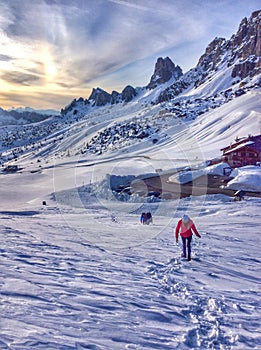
left=61, top=10, right=260, bottom=116
left=0, top=10, right=260, bottom=165
left=0, top=10, right=260, bottom=127
left=0, top=107, right=60, bottom=126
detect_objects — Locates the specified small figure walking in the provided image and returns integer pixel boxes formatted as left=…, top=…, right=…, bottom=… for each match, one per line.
left=140, top=212, right=147, bottom=225
left=140, top=212, right=153, bottom=225
left=175, top=214, right=201, bottom=261
left=146, top=212, right=153, bottom=225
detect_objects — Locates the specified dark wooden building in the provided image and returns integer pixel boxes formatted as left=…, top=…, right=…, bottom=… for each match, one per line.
left=221, top=134, right=261, bottom=168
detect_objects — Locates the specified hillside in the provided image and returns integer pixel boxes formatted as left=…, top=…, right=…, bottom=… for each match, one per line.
left=0, top=11, right=260, bottom=167
left=0, top=10, right=261, bottom=350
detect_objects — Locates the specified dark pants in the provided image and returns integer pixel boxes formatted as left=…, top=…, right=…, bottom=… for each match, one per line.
left=182, top=236, right=192, bottom=259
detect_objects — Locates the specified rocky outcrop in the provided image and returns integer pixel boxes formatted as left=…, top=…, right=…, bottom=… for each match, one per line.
left=230, top=10, right=261, bottom=78
left=197, top=37, right=228, bottom=72
left=88, top=88, right=111, bottom=106
left=88, top=85, right=137, bottom=106
left=230, top=11, right=261, bottom=60
left=62, top=11, right=260, bottom=113
left=122, top=85, right=137, bottom=102
left=155, top=80, right=189, bottom=104
left=155, top=10, right=261, bottom=103
left=111, top=90, right=121, bottom=104
left=147, top=57, right=183, bottom=89
left=85, top=57, right=183, bottom=107
left=197, top=10, right=261, bottom=80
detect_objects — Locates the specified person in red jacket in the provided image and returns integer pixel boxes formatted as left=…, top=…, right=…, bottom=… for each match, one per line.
left=175, top=214, right=201, bottom=261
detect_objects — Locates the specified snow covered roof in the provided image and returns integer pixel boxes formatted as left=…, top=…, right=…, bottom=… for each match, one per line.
left=223, top=140, right=254, bottom=154
left=222, top=135, right=261, bottom=155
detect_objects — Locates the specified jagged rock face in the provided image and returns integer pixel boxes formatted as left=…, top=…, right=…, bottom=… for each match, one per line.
left=147, top=57, right=183, bottom=89
left=111, top=90, right=121, bottom=104
left=88, top=88, right=111, bottom=106
left=231, top=11, right=261, bottom=59
left=156, top=78, right=192, bottom=104
left=156, top=10, right=260, bottom=104
left=230, top=10, right=261, bottom=78
left=197, top=10, right=261, bottom=79
left=62, top=11, right=260, bottom=113
left=88, top=86, right=137, bottom=106
left=121, top=85, right=137, bottom=102
left=197, top=37, right=228, bottom=72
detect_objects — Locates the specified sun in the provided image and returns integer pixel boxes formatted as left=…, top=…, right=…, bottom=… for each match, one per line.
left=41, top=47, right=57, bottom=81
left=44, top=56, right=57, bottom=80
left=45, top=61, right=57, bottom=79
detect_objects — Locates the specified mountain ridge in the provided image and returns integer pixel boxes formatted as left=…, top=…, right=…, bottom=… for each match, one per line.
left=60, top=10, right=260, bottom=115
left=1, top=10, right=260, bottom=125
left=0, top=10, right=260, bottom=166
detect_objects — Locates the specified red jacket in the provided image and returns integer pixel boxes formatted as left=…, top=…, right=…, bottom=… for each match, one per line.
left=175, top=219, right=201, bottom=240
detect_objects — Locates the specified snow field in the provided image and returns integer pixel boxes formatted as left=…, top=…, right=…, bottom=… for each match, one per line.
left=0, top=65, right=260, bottom=350
left=0, top=161, right=260, bottom=349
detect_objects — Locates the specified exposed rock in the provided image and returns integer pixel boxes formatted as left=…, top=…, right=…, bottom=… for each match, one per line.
left=87, top=85, right=137, bottom=106
left=61, top=11, right=260, bottom=114
left=197, top=37, right=227, bottom=72
left=147, top=57, right=183, bottom=89
left=231, top=12, right=260, bottom=58
left=230, top=10, right=261, bottom=78
left=156, top=80, right=189, bottom=103
left=121, top=85, right=137, bottom=102
left=88, top=88, right=111, bottom=106
left=111, top=90, right=121, bottom=104
left=232, top=60, right=259, bottom=78
left=155, top=10, right=261, bottom=104
left=198, top=10, right=260, bottom=80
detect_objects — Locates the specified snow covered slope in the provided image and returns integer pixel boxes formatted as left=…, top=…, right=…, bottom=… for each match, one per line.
left=0, top=10, right=260, bottom=350
left=0, top=157, right=260, bottom=349
left=0, top=63, right=260, bottom=350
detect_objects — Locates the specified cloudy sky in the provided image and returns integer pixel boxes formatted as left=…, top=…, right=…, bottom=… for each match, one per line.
left=0, top=0, right=259, bottom=110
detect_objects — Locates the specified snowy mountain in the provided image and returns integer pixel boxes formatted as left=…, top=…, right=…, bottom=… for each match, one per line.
left=1, top=11, right=260, bottom=155
left=156, top=9, right=261, bottom=104
left=60, top=10, right=260, bottom=115
left=0, top=10, right=261, bottom=350
left=147, top=56, right=183, bottom=89
left=0, top=10, right=260, bottom=196
left=0, top=11, right=260, bottom=165
left=0, top=106, right=60, bottom=126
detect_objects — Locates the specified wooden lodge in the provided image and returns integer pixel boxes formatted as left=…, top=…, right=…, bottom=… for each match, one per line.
left=221, top=134, right=261, bottom=168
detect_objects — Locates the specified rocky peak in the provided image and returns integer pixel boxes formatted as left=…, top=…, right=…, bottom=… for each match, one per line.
left=197, top=10, right=261, bottom=79
left=111, top=90, right=121, bottom=104
left=230, top=10, right=261, bottom=78
left=121, top=85, right=137, bottom=102
left=155, top=10, right=260, bottom=104
left=231, top=11, right=260, bottom=57
left=86, top=85, right=137, bottom=107
left=147, top=56, right=183, bottom=89
left=88, top=88, right=111, bottom=106
left=197, top=37, right=227, bottom=72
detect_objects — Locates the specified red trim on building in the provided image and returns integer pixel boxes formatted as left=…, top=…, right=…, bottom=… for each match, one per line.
left=221, top=135, right=261, bottom=168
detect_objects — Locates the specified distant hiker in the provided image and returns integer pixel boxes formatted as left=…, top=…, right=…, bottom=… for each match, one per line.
left=234, top=190, right=245, bottom=201
left=140, top=212, right=147, bottom=224
left=140, top=212, right=153, bottom=225
left=146, top=212, right=153, bottom=225
left=175, top=214, right=201, bottom=261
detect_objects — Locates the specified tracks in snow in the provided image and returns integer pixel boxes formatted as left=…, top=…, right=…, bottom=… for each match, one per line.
left=147, top=256, right=257, bottom=349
